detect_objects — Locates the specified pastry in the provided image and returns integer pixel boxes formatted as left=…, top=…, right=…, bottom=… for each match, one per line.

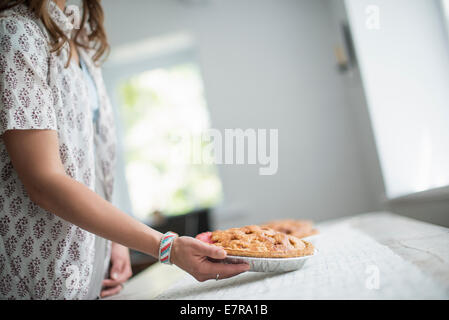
left=196, top=225, right=314, bottom=258
left=261, top=219, right=318, bottom=239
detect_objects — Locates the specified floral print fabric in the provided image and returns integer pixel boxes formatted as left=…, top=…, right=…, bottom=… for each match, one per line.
left=0, top=2, right=116, bottom=299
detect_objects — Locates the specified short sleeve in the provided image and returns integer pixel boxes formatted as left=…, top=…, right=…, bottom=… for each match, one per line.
left=0, top=17, right=56, bottom=137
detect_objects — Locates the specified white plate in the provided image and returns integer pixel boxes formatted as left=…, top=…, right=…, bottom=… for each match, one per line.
left=219, top=249, right=318, bottom=272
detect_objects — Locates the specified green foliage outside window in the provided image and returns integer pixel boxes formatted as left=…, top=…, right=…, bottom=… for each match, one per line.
left=118, top=64, right=222, bottom=220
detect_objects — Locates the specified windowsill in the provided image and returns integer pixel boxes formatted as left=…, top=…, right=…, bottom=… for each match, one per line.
left=386, top=185, right=449, bottom=204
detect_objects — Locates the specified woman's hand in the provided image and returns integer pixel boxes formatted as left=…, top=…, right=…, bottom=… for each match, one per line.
left=170, top=236, right=250, bottom=282
left=101, top=242, right=133, bottom=298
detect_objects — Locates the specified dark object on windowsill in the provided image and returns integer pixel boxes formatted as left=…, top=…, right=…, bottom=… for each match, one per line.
left=129, top=208, right=212, bottom=276
left=335, top=22, right=358, bottom=73
left=149, top=207, right=211, bottom=236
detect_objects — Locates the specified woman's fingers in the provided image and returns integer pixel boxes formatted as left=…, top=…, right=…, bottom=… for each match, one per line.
left=194, top=238, right=227, bottom=260
left=110, top=259, right=125, bottom=280
left=198, top=260, right=250, bottom=281
left=102, top=278, right=122, bottom=288
left=103, top=264, right=132, bottom=288
left=109, top=267, right=128, bottom=283
left=108, top=260, right=132, bottom=283
left=100, top=285, right=122, bottom=298
left=103, top=268, right=132, bottom=288
left=171, top=236, right=250, bottom=282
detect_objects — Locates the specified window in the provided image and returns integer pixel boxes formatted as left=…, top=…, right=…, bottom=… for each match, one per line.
left=117, top=63, right=222, bottom=221
left=443, top=0, right=449, bottom=39
left=345, top=0, right=449, bottom=199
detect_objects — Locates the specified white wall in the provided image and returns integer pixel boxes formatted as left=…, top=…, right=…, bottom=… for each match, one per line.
left=345, top=0, right=449, bottom=199
left=102, top=0, right=381, bottom=228
left=329, top=0, right=449, bottom=227
left=328, top=0, right=386, bottom=211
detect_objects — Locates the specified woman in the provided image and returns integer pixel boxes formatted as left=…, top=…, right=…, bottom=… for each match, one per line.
left=0, top=0, right=249, bottom=299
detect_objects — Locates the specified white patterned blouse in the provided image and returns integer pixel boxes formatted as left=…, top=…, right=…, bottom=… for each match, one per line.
left=0, top=2, right=116, bottom=299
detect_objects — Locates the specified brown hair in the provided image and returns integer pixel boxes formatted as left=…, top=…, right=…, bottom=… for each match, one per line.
left=0, top=0, right=109, bottom=66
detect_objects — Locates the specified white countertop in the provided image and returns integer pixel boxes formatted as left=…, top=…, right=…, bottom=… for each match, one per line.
left=106, top=212, right=449, bottom=299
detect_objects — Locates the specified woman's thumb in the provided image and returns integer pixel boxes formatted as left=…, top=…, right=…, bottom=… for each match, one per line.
left=110, top=260, right=123, bottom=280
left=196, top=240, right=227, bottom=259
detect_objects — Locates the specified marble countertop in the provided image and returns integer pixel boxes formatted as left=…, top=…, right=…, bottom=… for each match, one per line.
left=105, top=212, right=449, bottom=300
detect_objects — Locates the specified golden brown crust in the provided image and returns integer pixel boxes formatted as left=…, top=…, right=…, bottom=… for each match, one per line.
left=261, top=219, right=319, bottom=239
left=211, top=225, right=314, bottom=258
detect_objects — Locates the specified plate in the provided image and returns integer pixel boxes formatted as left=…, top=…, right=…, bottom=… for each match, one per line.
left=215, top=249, right=318, bottom=272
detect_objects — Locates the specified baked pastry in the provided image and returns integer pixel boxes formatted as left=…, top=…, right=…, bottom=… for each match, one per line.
left=261, top=219, right=318, bottom=239
left=196, top=225, right=314, bottom=258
